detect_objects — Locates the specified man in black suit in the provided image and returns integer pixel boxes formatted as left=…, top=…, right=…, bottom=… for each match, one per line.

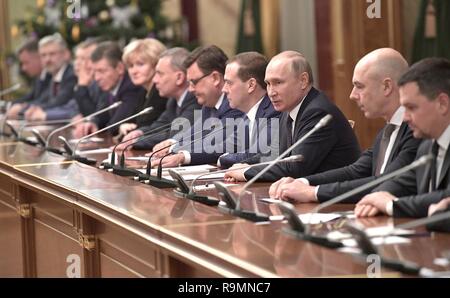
left=355, top=58, right=450, bottom=218
left=218, top=51, right=281, bottom=168
left=115, top=47, right=201, bottom=150
left=8, top=34, right=76, bottom=119
left=11, top=40, right=49, bottom=106
left=74, top=41, right=146, bottom=137
left=269, top=48, right=421, bottom=203
left=150, top=45, right=244, bottom=168
left=225, top=51, right=360, bottom=182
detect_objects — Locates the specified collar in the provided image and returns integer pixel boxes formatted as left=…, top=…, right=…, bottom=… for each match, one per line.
left=246, top=96, right=265, bottom=122
left=388, top=106, right=404, bottom=126
left=110, top=76, right=123, bottom=97
left=177, top=89, right=189, bottom=108
left=52, top=64, right=68, bottom=83
left=289, top=94, right=307, bottom=122
left=436, top=124, right=450, bottom=152
left=40, top=70, right=48, bottom=81
left=215, top=93, right=225, bottom=110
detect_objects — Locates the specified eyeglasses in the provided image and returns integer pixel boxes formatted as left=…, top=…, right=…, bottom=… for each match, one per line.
left=189, top=72, right=212, bottom=86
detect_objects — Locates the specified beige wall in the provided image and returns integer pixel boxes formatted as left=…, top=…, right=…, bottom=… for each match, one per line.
left=402, top=0, right=421, bottom=62
left=197, top=0, right=240, bottom=57
left=162, top=0, right=181, bottom=21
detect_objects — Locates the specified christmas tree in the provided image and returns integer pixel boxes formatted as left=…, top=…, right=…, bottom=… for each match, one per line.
left=11, top=0, right=189, bottom=49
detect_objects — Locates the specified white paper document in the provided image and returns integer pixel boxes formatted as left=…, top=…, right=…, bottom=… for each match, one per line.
left=75, top=148, right=112, bottom=155
left=298, top=213, right=342, bottom=224
left=327, top=226, right=416, bottom=241
left=69, top=137, right=104, bottom=144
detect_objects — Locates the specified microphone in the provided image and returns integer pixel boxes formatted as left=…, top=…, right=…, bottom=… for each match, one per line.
left=276, top=201, right=344, bottom=249
left=101, top=122, right=174, bottom=170
left=4, top=121, right=40, bottom=146
left=0, top=83, right=21, bottom=97
left=30, top=128, right=47, bottom=147
left=138, top=121, right=230, bottom=188
left=61, top=107, right=154, bottom=165
left=104, top=123, right=177, bottom=178
left=168, top=155, right=304, bottom=206
left=343, top=222, right=425, bottom=276
left=341, top=210, right=450, bottom=277
left=275, top=154, right=433, bottom=248
left=45, top=101, right=122, bottom=148
left=308, top=154, right=434, bottom=225
left=396, top=210, right=450, bottom=232
left=217, top=114, right=333, bottom=222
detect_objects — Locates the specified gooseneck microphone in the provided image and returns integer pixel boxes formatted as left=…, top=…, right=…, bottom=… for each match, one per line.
left=169, top=155, right=304, bottom=206
left=0, top=83, right=21, bottom=97
left=308, top=154, right=434, bottom=227
left=139, top=122, right=230, bottom=188
left=102, top=121, right=177, bottom=171
left=60, top=107, right=153, bottom=165
left=45, top=101, right=122, bottom=147
left=276, top=154, right=433, bottom=248
left=215, top=114, right=333, bottom=222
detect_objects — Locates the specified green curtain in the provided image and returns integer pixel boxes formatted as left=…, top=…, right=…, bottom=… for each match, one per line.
left=412, top=0, right=450, bottom=62
left=236, top=0, right=263, bottom=54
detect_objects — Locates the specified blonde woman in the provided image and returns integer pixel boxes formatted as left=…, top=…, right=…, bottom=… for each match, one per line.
left=118, top=38, right=168, bottom=138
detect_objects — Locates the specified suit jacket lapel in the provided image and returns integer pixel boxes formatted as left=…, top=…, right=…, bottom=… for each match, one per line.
left=292, top=87, right=318, bottom=137
left=386, top=122, right=407, bottom=165
left=438, top=146, right=450, bottom=187
left=418, top=141, right=434, bottom=193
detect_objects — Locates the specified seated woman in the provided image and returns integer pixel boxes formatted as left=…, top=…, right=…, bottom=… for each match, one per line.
left=118, top=38, right=168, bottom=139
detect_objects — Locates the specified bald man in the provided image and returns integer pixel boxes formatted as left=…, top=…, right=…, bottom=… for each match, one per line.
left=269, top=48, right=422, bottom=204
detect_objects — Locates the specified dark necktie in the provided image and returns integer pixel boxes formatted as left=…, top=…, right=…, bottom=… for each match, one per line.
left=243, top=116, right=251, bottom=149
left=430, top=141, right=440, bottom=191
left=52, top=82, right=60, bottom=97
left=375, top=124, right=397, bottom=175
left=286, top=115, right=293, bottom=148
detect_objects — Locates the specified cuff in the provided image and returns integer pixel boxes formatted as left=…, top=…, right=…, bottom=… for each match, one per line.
left=386, top=198, right=398, bottom=216
left=179, top=150, right=191, bottom=165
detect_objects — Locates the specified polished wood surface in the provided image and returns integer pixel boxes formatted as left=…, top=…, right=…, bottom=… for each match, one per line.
left=1, top=130, right=449, bottom=278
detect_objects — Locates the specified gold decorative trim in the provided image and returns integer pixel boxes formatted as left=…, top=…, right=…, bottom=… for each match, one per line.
left=14, top=160, right=76, bottom=168
left=17, top=203, right=31, bottom=218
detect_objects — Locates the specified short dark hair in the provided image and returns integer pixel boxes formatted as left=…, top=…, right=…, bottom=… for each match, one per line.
left=183, top=45, right=228, bottom=75
left=398, top=57, right=450, bottom=100
left=91, top=41, right=123, bottom=68
left=227, top=52, right=268, bottom=89
left=17, top=39, right=39, bottom=55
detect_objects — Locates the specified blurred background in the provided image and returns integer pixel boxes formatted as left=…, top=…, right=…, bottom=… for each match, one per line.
left=0, top=0, right=449, bottom=149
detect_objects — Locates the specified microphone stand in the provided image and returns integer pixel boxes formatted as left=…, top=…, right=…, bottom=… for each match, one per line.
left=138, top=123, right=228, bottom=188
left=45, top=101, right=122, bottom=148
left=168, top=155, right=304, bottom=206
left=217, top=114, right=333, bottom=222
left=60, top=107, right=153, bottom=166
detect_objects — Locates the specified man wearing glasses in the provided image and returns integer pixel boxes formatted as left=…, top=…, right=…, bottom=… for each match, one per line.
left=150, top=45, right=244, bottom=167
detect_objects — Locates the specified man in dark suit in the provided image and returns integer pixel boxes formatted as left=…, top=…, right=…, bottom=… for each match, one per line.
left=74, top=41, right=146, bottom=137
left=115, top=47, right=201, bottom=151
left=11, top=39, right=49, bottom=106
left=225, top=51, right=360, bottom=182
left=355, top=58, right=450, bottom=218
left=268, top=48, right=421, bottom=203
left=8, top=34, right=76, bottom=119
left=218, top=52, right=281, bottom=168
left=24, top=39, right=100, bottom=121
left=150, top=45, right=244, bottom=167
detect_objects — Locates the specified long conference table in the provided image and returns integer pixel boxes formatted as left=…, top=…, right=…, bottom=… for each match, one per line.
left=1, top=124, right=449, bottom=278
